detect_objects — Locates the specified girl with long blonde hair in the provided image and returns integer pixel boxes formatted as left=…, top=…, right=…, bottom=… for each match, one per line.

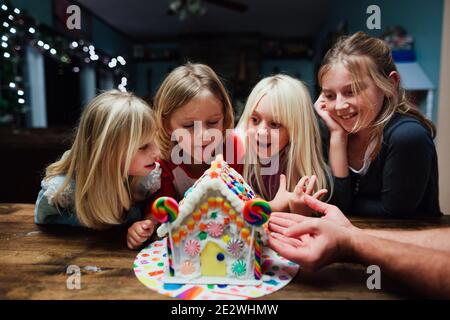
left=316, top=31, right=440, bottom=217
left=35, top=90, right=162, bottom=249
left=237, top=74, right=331, bottom=215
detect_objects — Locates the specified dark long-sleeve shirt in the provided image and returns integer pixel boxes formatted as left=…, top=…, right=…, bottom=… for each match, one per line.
left=323, top=113, right=441, bottom=217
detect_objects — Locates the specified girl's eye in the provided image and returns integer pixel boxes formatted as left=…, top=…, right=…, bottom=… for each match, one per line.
left=324, top=93, right=335, bottom=100
left=183, top=124, right=194, bottom=129
left=345, top=91, right=354, bottom=97
left=207, top=120, right=219, bottom=126
left=250, top=117, right=259, bottom=125
left=270, top=122, right=281, bottom=129
left=139, top=144, right=148, bottom=151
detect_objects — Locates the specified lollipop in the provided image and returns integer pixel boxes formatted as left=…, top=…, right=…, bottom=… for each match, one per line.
left=151, top=196, right=179, bottom=223
left=242, top=198, right=271, bottom=226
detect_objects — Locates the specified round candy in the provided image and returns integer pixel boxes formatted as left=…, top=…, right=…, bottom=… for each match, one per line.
left=242, top=198, right=271, bottom=226
left=151, top=197, right=179, bottom=223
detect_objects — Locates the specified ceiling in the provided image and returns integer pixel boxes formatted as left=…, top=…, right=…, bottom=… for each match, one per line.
left=76, top=0, right=332, bottom=41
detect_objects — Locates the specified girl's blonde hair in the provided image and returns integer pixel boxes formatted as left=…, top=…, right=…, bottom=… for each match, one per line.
left=318, top=31, right=436, bottom=160
left=237, top=74, right=331, bottom=200
left=45, top=90, right=156, bottom=229
left=153, top=62, right=235, bottom=160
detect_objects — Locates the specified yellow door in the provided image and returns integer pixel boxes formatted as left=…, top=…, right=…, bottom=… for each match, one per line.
left=200, top=242, right=227, bottom=276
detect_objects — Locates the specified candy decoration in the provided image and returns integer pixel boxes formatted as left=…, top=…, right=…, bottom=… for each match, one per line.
left=193, top=210, right=202, bottom=222
left=179, top=227, right=187, bottom=238
left=222, top=234, right=231, bottom=243
left=207, top=221, right=224, bottom=237
left=236, top=217, right=244, bottom=230
left=229, top=209, right=237, bottom=221
left=151, top=197, right=179, bottom=223
left=227, top=238, right=244, bottom=258
left=200, top=203, right=208, bottom=215
left=254, top=236, right=262, bottom=280
left=222, top=202, right=231, bottom=214
left=242, top=198, right=271, bottom=226
left=166, top=237, right=174, bottom=276
left=180, top=260, right=195, bottom=275
left=184, top=239, right=201, bottom=257
left=240, top=228, right=250, bottom=241
left=215, top=197, right=224, bottom=208
left=223, top=217, right=230, bottom=225
left=208, top=197, right=216, bottom=208
left=187, top=218, right=195, bottom=231
left=199, top=231, right=207, bottom=241
left=232, top=259, right=247, bottom=277
left=199, top=223, right=207, bottom=231
left=172, top=231, right=180, bottom=245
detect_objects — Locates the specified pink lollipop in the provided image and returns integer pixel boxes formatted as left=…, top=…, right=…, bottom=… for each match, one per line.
left=151, top=197, right=179, bottom=223
left=242, top=198, right=271, bottom=226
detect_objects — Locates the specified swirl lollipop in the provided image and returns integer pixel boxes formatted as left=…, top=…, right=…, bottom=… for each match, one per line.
left=242, top=198, right=271, bottom=279
left=151, top=196, right=179, bottom=223
left=151, top=196, right=179, bottom=277
left=242, top=198, right=271, bottom=226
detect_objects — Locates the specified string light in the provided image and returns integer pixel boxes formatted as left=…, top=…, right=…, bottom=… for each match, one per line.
left=3, top=52, right=10, bottom=58
left=28, top=27, right=35, bottom=34
left=1, top=41, right=7, bottom=48
left=9, top=82, right=16, bottom=88
left=17, top=90, right=24, bottom=96
left=18, top=98, right=25, bottom=104
left=1, top=4, right=7, bottom=11
left=9, top=27, right=16, bottom=34
left=13, top=8, right=20, bottom=14
left=3, top=22, right=9, bottom=28
left=50, top=48, right=56, bottom=55
left=70, top=41, right=78, bottom=48
left=1, top=35, right=8, bottom=41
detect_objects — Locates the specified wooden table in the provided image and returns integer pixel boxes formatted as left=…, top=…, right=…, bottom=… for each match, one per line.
left=1, top=203, right=449, bottom=300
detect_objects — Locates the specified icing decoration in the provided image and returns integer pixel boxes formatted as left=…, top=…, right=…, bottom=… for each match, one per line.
left=180, top=260, right=196, bottom=275
left=227, top=238, right=244, bottom=258
left=210, top=211, right=218, bottom=219
left=207, top=221, right=224, bottom=237
left=184, top=239, right=201, bottom=257
left=199, top=223, right=207, bottom=231
left=151, top=196, right=179, bottom=223
left=232, top=259, right=247, bottom=276
left=243, top=198, right=271, bottom=226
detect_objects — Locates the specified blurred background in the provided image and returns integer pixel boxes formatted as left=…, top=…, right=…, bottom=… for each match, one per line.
left=0, top=0, right=449, bottom=213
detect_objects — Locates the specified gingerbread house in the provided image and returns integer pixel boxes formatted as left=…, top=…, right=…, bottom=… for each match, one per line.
left=153, top=155, right=271, bottom=285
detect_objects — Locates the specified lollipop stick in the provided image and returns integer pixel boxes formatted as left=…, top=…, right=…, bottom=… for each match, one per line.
left=245, top=226, right=255, bottom=278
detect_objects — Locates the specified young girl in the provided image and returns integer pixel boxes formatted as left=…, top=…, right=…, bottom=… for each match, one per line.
left=151, top=63, right=243, bottom=201
left=237, top=74, right=331, bottom=215
left=316, top=31, right=440, bottom=217
left=35, top=90, right=162, bottom=249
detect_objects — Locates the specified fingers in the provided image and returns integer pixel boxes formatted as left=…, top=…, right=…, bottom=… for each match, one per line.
left=294, top=176, right=309, bottom=195
left=284, top=219, right=319, bottom=237
left=268, top=234, right=303, bottom=262
left=270, top=231, right=304, bottom=247
left=303, top=194, right=332, bottom=215
left=268, top=220, right=289, bottom=235
left=305, top=175, right=317, bottom=195
left=278, top=174, right=287, bottom=192
left=137, top=220, right=154, bottom=238
left=271, top=212, right=306, bottom=224
left=312, top=189, right=328, bottom=200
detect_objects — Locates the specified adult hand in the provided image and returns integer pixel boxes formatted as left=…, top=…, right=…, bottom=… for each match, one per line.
left=268, top=217, right=356, bottom=271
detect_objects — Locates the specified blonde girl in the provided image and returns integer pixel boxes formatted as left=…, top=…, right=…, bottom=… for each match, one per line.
left=237, top=74, right=331, bottom=215
left=35, top=90, right=162, bottom=249
left=316, top=31, right=440, bottom=217
left=152, top=62, right=243, bottom=201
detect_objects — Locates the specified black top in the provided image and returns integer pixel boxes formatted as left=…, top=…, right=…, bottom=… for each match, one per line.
left=322, top=113, right=441, bottom=217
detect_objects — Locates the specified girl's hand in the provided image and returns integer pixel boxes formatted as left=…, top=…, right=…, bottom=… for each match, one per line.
left=288, top=175, right=328, bottom=216
left=314, top=95, right=346, bottom=137
left=127, top=220, right=155, bottom=250
left=269, top=174, right=290, bottom=212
